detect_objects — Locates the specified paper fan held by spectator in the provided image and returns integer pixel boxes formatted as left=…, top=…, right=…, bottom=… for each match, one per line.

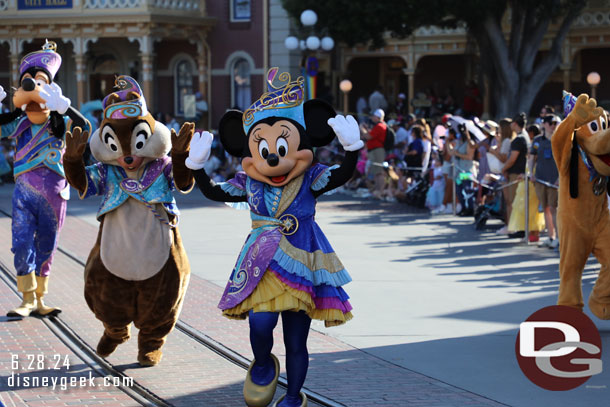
left=63, top=75, right=196, bottom=366
left=554, top=91, right=610, bottom=320
left=185, top=68, right=362, bottom=407
left=1, top=41, right=89, bottom=319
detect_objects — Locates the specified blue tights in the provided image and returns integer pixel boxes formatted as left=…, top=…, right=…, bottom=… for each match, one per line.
left=249, top=310, right=311, bottom=407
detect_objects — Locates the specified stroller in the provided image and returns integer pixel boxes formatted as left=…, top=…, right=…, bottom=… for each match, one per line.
left=474, top=179, right=505, bottom=230
left=456, top=172, right=477, bottom=216
left=404, top=170, right=431, bottom=208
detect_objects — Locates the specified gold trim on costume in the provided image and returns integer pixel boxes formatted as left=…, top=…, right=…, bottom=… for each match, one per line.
left=278, top=236, right=345, bottom=273
left=242, top=70, right=305, bottom=127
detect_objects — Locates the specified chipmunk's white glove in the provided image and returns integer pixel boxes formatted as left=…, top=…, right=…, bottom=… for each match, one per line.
left=185, top=131, right=213, bottom=170
left=0, top=86, right=6, bottom=104
left=40, top=83, right=71, bottom=115
left=327, top=114, right=364, bottom=151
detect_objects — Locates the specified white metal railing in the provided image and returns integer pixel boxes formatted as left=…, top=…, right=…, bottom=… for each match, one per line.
left=414, top=25, right=467, bottom=37
left=84, top=0, right=143, bottom=8
left=573, top=10, right=610, bottom=27
left=83, top=0, right=200, bottom=10
left=152, top=0, right=200, bottom=11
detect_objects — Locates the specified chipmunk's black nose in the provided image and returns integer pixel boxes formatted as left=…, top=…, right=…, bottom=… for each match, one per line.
left=124, top=156, right=134, bottom=164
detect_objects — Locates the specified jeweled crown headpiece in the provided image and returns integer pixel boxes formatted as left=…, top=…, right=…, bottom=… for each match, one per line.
left=563, top=90, right=577, bottom=118
left=102, top=75, right=149, bottom=120
left=242, top=68, right=305, bottom=135
left=20, top=40, right=62, bottom=80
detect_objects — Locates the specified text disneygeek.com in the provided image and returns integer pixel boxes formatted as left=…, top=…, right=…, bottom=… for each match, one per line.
left=7, top=353, right=134, bottom=391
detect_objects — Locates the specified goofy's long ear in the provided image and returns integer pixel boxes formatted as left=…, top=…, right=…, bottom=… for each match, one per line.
left=219, top=110, right=247, bottom=157
left=304, top=99, right=336, bottom=147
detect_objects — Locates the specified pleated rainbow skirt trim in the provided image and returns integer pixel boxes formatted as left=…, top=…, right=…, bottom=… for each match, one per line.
left=222, top=269, right=353, bottom=327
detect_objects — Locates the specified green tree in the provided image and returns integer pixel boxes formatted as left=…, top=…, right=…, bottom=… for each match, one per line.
left=282, top=0, right=587, bottom=118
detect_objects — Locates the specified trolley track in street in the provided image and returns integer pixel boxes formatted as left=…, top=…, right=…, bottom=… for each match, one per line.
left=0, top=209, right=345, bottom=407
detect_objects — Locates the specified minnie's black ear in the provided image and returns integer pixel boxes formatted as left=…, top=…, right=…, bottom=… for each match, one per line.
left=218, top=110, right=246, bottom=157
left=304, top=99, right=336, bottom=147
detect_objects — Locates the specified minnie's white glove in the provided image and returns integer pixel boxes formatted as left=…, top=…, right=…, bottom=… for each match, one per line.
left=327, top=114, right=364, bottom=151
left=185, top=131, right=213, bottom=170
left=39, top=83, right=71, bottom=115
left=0, top=86, right=6, bottom=104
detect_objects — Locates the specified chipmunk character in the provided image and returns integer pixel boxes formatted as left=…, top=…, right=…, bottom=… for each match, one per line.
left=63, top=76, right=194, bottom=366
left=0, top=40, right=88, bottom=318
left=185, top=68, right=362, bottom=407
left=553, top=92, right=610, bottom=320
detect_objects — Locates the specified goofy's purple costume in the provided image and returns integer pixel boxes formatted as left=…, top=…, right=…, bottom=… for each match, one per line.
left=0, top=41, right=88, bottom=317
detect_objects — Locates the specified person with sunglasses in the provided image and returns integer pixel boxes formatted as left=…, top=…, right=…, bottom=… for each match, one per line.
left=530, top=114, right=561, bottom=249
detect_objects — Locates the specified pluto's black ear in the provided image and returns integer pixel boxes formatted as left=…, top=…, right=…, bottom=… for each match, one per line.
left=219, top=110, right=246, bottom=157
left=304, top=99, right=336, bottom=147
left=569, top=134, right=579, bottom=199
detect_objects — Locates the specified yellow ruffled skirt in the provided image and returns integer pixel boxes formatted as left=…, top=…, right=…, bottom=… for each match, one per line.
left=508, top=180, right=545, bottom=232
left=223, top=270, right=353, bottom=327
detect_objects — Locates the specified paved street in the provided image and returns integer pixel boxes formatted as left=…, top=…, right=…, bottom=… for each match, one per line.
left=1, top=181, right=609, bottom=406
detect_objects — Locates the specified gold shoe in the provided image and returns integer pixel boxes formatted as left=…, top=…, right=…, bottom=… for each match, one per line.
left=272, top=392, right=307, bottom=407
left=244, top=353, right=280, bottom=407
left=7, top=274, right=37, bottom=317
left=7, top=291, right=36, bottom=317
left=32, top=276, right=61, bottom=316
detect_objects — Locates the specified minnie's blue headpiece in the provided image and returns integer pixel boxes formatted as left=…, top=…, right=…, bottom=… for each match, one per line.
left=242, top=68, right=305, bottom=135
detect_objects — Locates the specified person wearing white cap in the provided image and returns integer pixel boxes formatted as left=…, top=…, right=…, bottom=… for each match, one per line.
left=360, top=108, right=387, bottom=198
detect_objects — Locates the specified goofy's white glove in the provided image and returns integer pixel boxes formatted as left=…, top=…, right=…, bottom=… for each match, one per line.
left=39, top=83, right=71, bottom=115
left=185, top=131, right=213, bottom=170
left=327, top=114, right=364, bottom=151
left=0, top=85, right=6, bottom=104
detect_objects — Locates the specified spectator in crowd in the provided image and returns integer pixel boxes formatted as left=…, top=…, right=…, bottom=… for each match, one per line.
left=499, top=113, right=532, bottom=237
left=360, top=108, right=387, bottom=199
left=534, top=105, right=555, bottom=125
left=404, top=124, right=424, bottom=172
left=451, top=123, right=477, bottom=215
left=476, top=120, right=498, bottom=203
left=164, top=113, right=180, bottom=133
left=527, top=123, right=542, bottom=141
left=531, top=114, right=560, bottom=248
left=488, top=118, right=514, bottom=170
left=368, top=86, right=388, bottom=113
left=392, top=119, right=410, bottom=150
left=439, top=127, right=457, bottom=213
left=395, top=93, right=407, bottom=117
left=356, top=95, right=368, bottom=123
left=433, top=114, right=451, bottom=148
left=415, top=118, right=433, bottom=172
left=428, top=154, right=446, bottom=214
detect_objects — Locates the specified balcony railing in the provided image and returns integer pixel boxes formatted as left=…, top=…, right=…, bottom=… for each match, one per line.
left=1, top=0, right=204, bottom=15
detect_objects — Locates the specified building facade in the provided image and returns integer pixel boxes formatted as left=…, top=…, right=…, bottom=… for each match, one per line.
left=0, top=0, right=268, bottom=129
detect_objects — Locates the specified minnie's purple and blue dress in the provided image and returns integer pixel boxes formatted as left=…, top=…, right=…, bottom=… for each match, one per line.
left=216, top=163, right=353, bottom=327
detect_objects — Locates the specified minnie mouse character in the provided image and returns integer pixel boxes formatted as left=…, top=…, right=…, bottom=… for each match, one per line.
left=185, top=69, right=363, bottom=407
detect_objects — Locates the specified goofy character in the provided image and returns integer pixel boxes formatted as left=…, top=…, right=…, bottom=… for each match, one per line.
left=185, top=68, right=362, bottom=407
left=0, top=41, right=88, bottom=317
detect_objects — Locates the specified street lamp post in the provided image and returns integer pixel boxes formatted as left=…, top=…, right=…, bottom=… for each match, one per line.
left=339, top=79, right=352, bottom=114
left=587, top=71, right=601, bottom=99
left=284, top=10, right=334, bottom=100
